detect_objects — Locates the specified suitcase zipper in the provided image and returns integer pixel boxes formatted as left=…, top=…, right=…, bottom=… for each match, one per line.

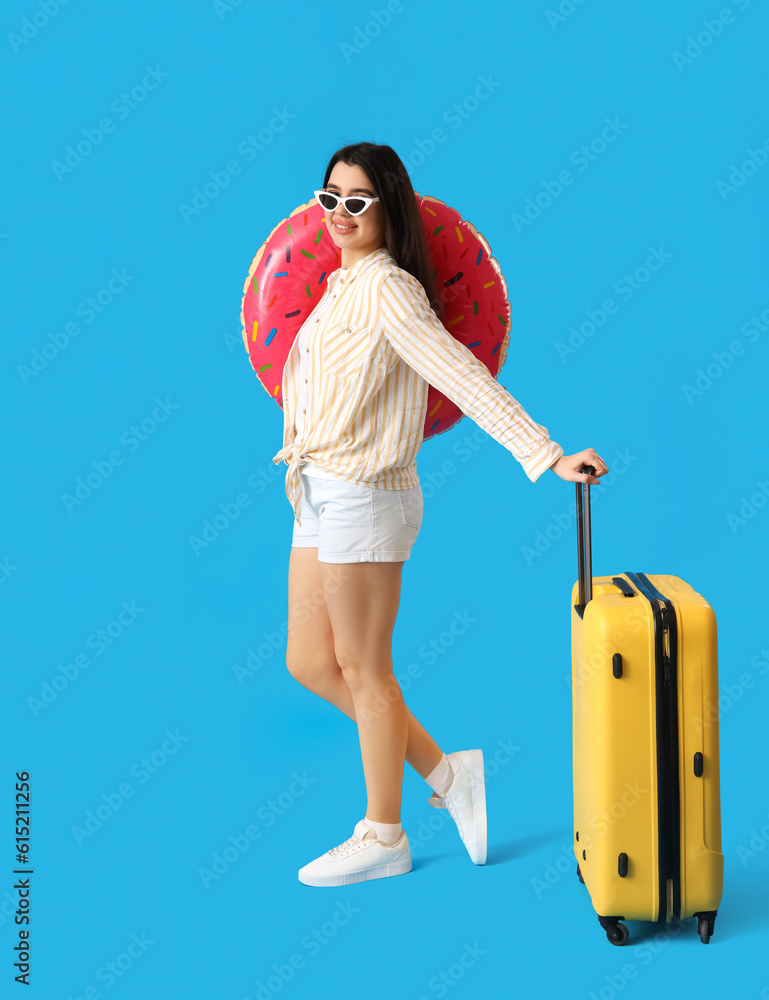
left=624, top=572, right=682, bottom=924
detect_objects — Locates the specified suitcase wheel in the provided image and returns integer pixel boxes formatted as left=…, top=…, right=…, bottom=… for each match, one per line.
left=698, top=916, right=715, bottom=945
left=605, top=922, right=629, bottom=946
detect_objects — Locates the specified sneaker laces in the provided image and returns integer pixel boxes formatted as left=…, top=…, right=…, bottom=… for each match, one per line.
left=429, top=786, right=465, bottom=836
left=327, top=828, right=375, bottom=860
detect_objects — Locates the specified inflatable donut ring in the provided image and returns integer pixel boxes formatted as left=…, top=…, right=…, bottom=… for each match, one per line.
left=240, top=193, right=512, bottom=441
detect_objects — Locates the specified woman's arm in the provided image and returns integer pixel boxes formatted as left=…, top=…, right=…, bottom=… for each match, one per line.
left=379, top=270, right=564, bottom=482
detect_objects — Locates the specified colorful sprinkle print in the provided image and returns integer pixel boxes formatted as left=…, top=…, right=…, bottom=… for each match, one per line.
left=241, top=195, right=511, bottom=439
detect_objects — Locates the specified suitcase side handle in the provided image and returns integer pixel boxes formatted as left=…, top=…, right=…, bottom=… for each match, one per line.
left=576, top=464, right=595, bottom=613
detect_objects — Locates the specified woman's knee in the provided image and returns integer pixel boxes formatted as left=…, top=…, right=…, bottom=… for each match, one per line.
left=336, top=652, right=396, bottom=694
left=285, top=647, right=341, bottom=691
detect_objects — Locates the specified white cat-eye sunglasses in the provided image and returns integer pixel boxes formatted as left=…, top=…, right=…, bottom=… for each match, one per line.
left=314, top=189, right=381, bottom=216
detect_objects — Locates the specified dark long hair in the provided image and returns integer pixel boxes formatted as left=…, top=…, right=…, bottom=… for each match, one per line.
left=321, top=142, right=445, bottom=318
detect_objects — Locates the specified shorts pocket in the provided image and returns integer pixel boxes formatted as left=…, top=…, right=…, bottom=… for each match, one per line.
left=397, top=486, right=423, bottom=530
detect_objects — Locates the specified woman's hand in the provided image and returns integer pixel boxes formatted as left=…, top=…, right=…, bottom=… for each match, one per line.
left=548, top=449, right=608, bottom=485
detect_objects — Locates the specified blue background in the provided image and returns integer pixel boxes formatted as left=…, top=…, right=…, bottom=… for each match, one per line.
left=4, top=0, right=769, bottom=997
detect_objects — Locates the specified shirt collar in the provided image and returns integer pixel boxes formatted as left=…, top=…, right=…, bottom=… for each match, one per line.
left=329, top=245, right=392, bottom=285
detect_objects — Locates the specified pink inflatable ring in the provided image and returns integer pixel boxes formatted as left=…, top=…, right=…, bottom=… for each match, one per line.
left=240, top=193, right=512, bottom=441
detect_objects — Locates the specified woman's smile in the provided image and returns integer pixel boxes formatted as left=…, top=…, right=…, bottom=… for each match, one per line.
left=323, top=160, right=385, bottom=267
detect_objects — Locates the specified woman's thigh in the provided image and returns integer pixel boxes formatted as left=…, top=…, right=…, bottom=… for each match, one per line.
left=317, top=560, right=404, bottom=676
left=286, top=546, right=340, bottom=681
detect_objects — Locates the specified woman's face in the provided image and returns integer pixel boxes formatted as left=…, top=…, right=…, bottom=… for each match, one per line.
left=321, top=161, right=385, bottom=268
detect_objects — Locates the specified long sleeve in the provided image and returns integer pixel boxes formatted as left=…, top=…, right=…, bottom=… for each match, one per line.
left=379, top=270, right=564, bottom=482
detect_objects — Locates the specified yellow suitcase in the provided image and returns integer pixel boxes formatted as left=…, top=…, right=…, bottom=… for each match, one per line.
left=571, top=467, right=723, bottom=945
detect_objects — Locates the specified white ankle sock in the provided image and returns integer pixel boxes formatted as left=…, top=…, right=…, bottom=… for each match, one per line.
left=364, top=817, right=402, bottom=845
left=425, top=752, right=454, bottom=797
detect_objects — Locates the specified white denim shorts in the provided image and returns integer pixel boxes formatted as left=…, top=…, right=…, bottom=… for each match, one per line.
left=291, top=470, right=423, bottom=563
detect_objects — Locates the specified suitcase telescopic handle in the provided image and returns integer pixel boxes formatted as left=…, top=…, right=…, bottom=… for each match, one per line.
left=576, top=464, right=595, bottom=612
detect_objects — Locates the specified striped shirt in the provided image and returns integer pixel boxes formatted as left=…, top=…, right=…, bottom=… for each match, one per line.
left=293, top=265, right=351, bottom=482
left=272, top=246, right=563, bottom=526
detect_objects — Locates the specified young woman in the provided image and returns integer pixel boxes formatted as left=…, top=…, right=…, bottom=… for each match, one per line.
left=272, top=141, right=608, bottom=887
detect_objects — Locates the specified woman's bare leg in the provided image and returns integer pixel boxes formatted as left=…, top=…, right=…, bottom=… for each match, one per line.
left=286, top=547, right=443, bottom=788
left=317, top=557, right=411, bottom=823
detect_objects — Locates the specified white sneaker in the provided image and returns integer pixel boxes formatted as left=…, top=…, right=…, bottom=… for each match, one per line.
left=427, top=749, right=487, bottom=864
left=298, top=819, right=412, bottom=887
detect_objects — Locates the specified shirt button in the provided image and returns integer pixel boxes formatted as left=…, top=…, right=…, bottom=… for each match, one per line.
left=304, top=378, right=308, bottom=383
left=302, top=409, right=306, bottom=413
